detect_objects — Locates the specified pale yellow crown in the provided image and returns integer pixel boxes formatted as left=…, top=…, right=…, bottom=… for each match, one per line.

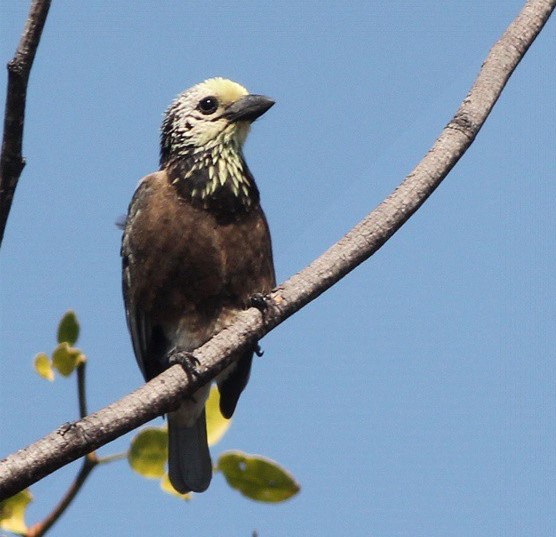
left=198, top=77, right=249, bottom=106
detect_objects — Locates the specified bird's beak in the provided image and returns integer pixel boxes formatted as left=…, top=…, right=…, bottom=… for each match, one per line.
left=224, top=94, right=275, bottom=123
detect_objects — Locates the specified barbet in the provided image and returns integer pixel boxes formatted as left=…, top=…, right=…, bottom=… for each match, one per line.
left=121, top=78, right=275, bottom=493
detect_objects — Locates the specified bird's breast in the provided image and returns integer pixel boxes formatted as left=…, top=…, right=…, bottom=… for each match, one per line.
left=123, top=170, right=273, bottom=336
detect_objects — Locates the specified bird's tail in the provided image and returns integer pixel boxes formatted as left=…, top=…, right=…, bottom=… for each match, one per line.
left=168, top=407, right=212, bottom=493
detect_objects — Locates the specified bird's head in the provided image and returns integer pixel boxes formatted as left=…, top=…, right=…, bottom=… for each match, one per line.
left=160, top=78, right=274, bottom=167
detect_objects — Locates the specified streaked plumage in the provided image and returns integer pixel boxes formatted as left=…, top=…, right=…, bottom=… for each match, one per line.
left=121, top=78, right=275, bottom=493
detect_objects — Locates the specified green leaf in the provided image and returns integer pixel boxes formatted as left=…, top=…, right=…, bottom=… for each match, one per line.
left=34, top=352, right=54, bottom=381
left=52, top=342, right=85, bottom=377
left=217, top=451, right=300, bottom=502
left=128, top=427, right=168, bottom=479
left=0, top=489, right=32, bottom=535
left=57, top=310, right=80, bottom=345
left=206, top=385, right=232, bottom=446
left=160, top=473, right=192, bottom=499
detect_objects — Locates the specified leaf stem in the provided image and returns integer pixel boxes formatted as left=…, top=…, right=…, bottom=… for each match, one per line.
left=97, top=452, right=128, bottom=465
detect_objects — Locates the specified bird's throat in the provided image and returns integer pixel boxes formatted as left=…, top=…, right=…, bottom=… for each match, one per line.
left=167, top=150, right=259, bottom=216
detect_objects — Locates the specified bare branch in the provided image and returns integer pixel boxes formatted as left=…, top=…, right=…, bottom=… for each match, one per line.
left=0, top=0, right=51, bottom=248
left=0, top=0, right=554, bottom=500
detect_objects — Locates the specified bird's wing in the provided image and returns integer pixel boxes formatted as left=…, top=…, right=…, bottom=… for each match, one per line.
left=121, top=176, right=157, bottom=381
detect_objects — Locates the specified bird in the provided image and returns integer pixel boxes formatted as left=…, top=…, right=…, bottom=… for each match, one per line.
left=121, top=77, right=275, bottom=494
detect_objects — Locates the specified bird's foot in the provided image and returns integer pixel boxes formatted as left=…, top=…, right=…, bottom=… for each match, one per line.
left=167, top=347, right=202, bottom=381
left=250, top=293, right=273, bottom=357
left=249, top=292, right=269, bottom=313
left=249, top=291, right=280, bottom=328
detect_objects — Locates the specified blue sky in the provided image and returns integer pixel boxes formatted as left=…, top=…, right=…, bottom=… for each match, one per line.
left=1, top=1, right=555, bottom=535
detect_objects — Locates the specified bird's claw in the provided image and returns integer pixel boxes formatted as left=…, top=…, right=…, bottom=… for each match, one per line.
left=167, top=348, right=202, bottom=381
left=249, top=292, right=279, bottom=328
left=250, top=294, right=272, bottom=357
left=249, top=292, right=269, bottom=312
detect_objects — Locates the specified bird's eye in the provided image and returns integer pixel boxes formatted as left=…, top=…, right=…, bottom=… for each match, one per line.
left=198, top=96, right=219, bottom=115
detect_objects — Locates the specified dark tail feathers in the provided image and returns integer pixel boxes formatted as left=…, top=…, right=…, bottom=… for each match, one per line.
left=168, top=407, right=212, bottom=493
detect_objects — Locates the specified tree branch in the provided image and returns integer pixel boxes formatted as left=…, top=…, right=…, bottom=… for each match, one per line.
left=0, top=0, right=51, bottom=248
left=0, top=0, right=554, bottom=500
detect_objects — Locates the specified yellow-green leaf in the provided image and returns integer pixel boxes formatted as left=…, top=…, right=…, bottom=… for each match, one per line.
left=0, top=489, right=32, bottom=535
left=57, top=310, right=80, bottom=345
left=128, top=427, right=168, bottom=479
left=34, top=353, right=54, bottom=381
left=206, top=385, right=232, bottom=446
left=160, top=473, right=192, bottom=500
left=217, top=451, right=300, bottom=502
left=52, top=342, right=85, bottom=377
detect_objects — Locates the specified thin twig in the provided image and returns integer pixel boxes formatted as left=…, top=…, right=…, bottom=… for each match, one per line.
left=25, top=359, right=98, bottom=536
left=76, top=362, right=88, bottom=419
left=0, top=0, right=554, bottom=500
left=26, top=454, right=98, bottom=537
left=0, top=0, right=51, bottom=248
left=23, top=361, right=126, bottom=535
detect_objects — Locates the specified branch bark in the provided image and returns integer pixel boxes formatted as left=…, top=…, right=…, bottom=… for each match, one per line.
left=0, top=0, right=554, bottom=500
left=0, top=0, right=51, bottom=248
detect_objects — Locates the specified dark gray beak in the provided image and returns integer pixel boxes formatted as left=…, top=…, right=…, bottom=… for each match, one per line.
left=224, top=94, right=275, bottom=123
